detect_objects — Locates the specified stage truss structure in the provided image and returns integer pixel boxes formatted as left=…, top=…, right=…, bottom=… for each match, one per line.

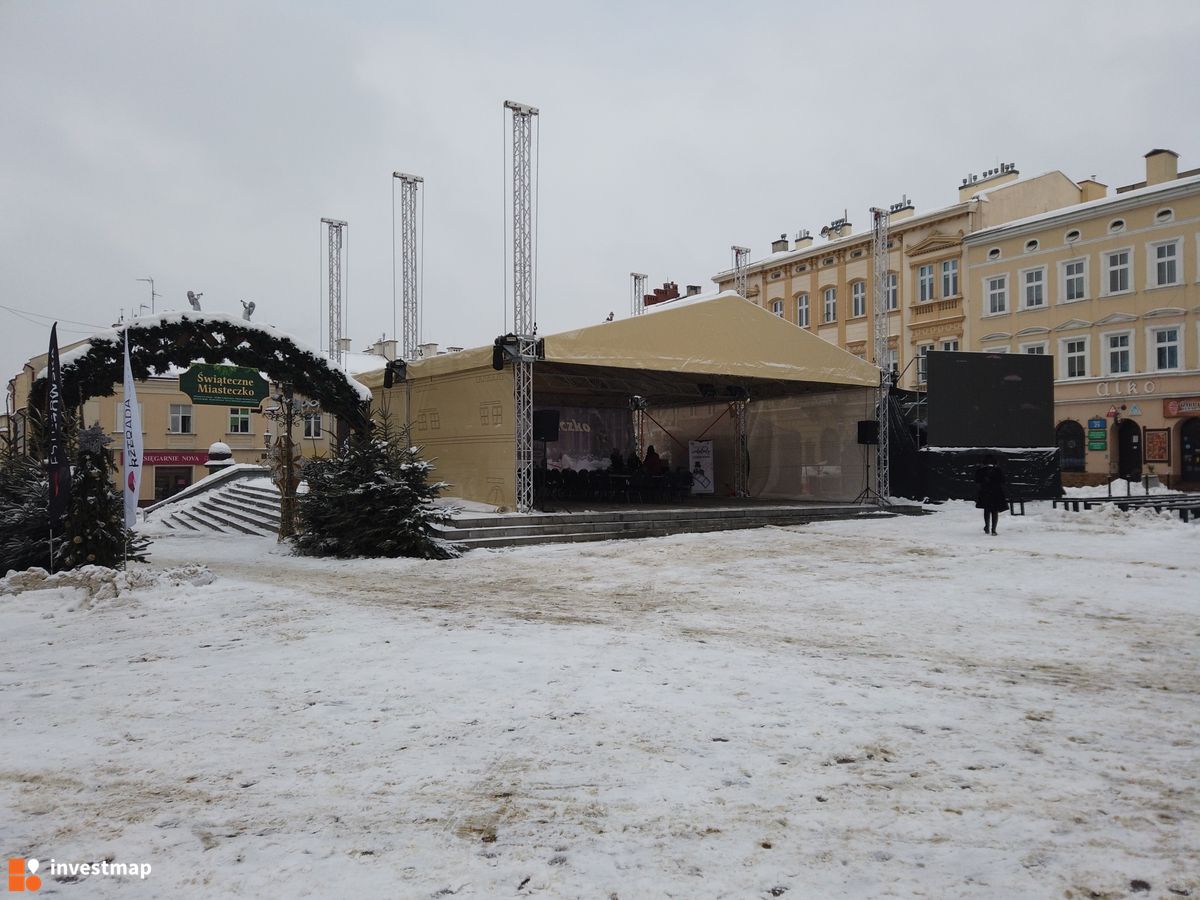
left=321, top=218, right=348, bottom=368
left=871, top=207, right=892, bottom=506
left=393, top=173, right=423, bottom=360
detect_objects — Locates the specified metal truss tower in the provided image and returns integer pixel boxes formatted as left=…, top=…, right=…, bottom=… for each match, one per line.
left=732, top=397, right=750, bottom=497
left=505, top=100, right=539, bottom=513
left=732, top=246, right=751, bottom=298
left=321, top=218, right=348, bottom=367
left=630, top=272, right=647, bottom=317
left=393, top=173, right=423, bottom=360
left=871, top=207, right=892, bottom=506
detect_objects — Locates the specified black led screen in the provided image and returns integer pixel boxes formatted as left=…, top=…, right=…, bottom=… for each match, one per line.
left=926, top=351, right=1054, bottom=448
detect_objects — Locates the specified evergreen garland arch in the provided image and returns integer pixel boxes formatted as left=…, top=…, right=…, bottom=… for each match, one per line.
left=28, top=314, right=371, bottom=437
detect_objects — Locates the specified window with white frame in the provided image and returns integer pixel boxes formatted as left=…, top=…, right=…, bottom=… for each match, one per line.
left=851, top=281, right=866, bottom=317
left=1105, top=332, right=1132, bottom=375
left=114, top=401, right=144, bottom=432
left=823, top=287, right=836, bottom=323
left=986, top=275, right=1008, bottom=314
left=1062, top=258, right=1087, bottom=302
left=917, top=343, right=932, bottom=384
left=1151, top=326, right=1180, bottom=370
left=1149, top=239, right=1180, bottom=287
left=918, top=265, right=934, bottom=302
left=885, top=272, right=897, bottom=310
left=796, top=293, right=809, bottom=327
left=1105, top=249, right=1131, bottom=294
left=303, top=412, right=323, bottom=438
left=941, top=259, right=959, bottom=297
left=940, top=338, right=959, bottom=352
left=168, top=403, right=192, bottom=434
left=771, top=299, right=784, bottom=317
left=228, top=408, right=252, bottom=434
left=885, top=348, right=898, bottom=375
left=1022, top=267, right=1046, bottom=308
left=1063, top=338, right=1088, bottom=379
left=1021, top=342, right=1047, bottom=355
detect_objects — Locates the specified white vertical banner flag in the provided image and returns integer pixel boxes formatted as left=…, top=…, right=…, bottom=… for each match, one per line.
left=122, top=329, right=143, bottom=527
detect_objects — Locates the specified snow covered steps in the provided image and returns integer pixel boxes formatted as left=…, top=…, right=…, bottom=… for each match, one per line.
left=434, top=502, right=919, bottom=549
left=156, top=481, right=282, bottom=536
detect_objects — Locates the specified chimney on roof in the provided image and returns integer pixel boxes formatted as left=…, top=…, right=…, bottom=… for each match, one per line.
left=644, top=281, right=681, bottom=307
left=686, top=285, right=702, bottom=296
left=1145, top=149, right=1179, bottom=187
left=1077, top=178, right=1107, bottom=203
left=337, top=337, right=353, bottom=356
left=370, top=337, right=398, bottom=361
left=419, top=342, right=439, bottom=358
left=793, top=229, right=813, bottom=250
left=771, top=233, right=789, bottom=253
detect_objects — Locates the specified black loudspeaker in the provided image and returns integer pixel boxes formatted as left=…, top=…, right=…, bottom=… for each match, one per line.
left=857, top=420, right=879, bottom=445
left=533, top=410, right=560, bottom=442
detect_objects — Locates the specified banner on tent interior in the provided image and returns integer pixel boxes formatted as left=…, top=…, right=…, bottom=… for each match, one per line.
left=689, top=440, right=714, bottom=494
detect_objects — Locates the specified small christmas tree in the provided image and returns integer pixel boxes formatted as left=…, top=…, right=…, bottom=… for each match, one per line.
left=55, top=425, right=149, bottom=570
left=292, top=413, right=457, bottom=559
left=0, top=447, right=51, bottom=574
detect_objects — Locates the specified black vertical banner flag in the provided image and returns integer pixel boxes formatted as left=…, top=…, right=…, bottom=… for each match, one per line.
left=46, top=322, right=71, bottom=529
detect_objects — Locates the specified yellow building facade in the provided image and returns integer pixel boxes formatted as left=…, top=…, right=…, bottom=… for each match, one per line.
left=711, top=168, right=1093, bottom=390
left=964, top=150, right=1200, bottom=487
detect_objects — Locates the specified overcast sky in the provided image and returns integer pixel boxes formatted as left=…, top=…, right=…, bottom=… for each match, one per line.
left=3, top=0, right=1200, bottom=387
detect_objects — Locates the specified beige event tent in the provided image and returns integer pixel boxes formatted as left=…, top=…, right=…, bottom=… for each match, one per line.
left=358, top=292, right=882, bottom=509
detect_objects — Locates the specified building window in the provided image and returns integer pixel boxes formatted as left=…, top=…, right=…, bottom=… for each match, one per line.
left=1106, top=332, right=1131, bottom=375
left=168, top=403, right=192, bottom=434
left=918, top=265, right=934, bottom=302
left=1022, top=267, right=1046, bottom=308
left=1024, top=239, right=1039, bottom=253
left=228, top=408, right=252, bottom=434
left=303, top=412, right=323, bottom=438
left=1065, top=229, right=1081, bottom=243
left=1063, top=338, right=1088, bottom=379
left=1022, top=342, right=1047, bottom=355
left=885, top=348, right=898, bottom=375
left=941, top=259, right=959, bottom=297
left=916, top=343, right=932, bottom=384
left=851, top=281, right=866, bottom=317
left=940, top=338, right=959, bottom=352
left=1105, top=249, right=1131, bottom=294
left=796, top=293, right=809, bottom=327
left=1149, top=239, right=1180, bottom=287
left=823, top=287, right=837, bottom=323
left=114, top=401, right=144, bottom=432
left=1155, top=208, right=1174, bottom=224
left=885, top=272, right=897, bottom=310
left=1062, top=258, right=1087, bottom=302
left=1109, top=218, right=1125, bottom=234
left=986, top=275, right=1008, bottom=314
left=987, top=247, right=1001, bottom=260
left=771, top=299, right=784, bottom=317
left=1151, top=326, right=1180, bottom=370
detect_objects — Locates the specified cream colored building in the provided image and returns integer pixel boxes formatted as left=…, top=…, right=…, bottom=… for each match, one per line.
left=711, top=167, right=1101, bottom=391
left=3, top=336, right=391, bottom=505
left=964, top=150, right=1200, bottom=487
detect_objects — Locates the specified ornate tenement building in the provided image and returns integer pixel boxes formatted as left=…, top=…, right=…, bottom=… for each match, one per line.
left=711, top=165, right=1098, bottom=391
left=964, top=150, right=1200, bottom=486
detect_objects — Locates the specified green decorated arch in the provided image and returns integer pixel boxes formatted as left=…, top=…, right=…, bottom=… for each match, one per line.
left=28, top=313, right=371, bottom=438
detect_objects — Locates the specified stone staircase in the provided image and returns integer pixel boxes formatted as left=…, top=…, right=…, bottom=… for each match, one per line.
left=433, top=503, right=919, bottom=550
left=154, top=479, right=282, bottom=536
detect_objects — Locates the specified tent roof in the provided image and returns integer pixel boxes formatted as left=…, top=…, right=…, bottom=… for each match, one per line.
left=357, top=292, right=879, bottom=396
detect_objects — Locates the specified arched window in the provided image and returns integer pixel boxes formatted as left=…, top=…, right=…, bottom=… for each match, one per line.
left=1056, top=420, right=1085, bottom=472
left=771, top=299, right=784, bottom=317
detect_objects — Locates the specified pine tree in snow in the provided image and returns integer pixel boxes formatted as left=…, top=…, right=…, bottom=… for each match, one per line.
left=0, top=447, right=52, bottom=574
left=55, top=425, right=149, bottom=570
left=292, top=413, right=458, bottom=559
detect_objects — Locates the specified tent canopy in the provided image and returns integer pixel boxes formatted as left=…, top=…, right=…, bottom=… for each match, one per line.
left=359, top=292, right=880, bottom=406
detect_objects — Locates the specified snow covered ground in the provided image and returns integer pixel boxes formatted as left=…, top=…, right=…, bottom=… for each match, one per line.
left=2, top=501, right=1197, bottom=898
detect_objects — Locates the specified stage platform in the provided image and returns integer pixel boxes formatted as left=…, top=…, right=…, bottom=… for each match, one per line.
left=434, top=499, right=925, bottom=550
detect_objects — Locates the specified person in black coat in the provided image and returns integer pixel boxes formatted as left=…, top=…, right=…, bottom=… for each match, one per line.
left=974, top=454, right=1007, bottom=535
